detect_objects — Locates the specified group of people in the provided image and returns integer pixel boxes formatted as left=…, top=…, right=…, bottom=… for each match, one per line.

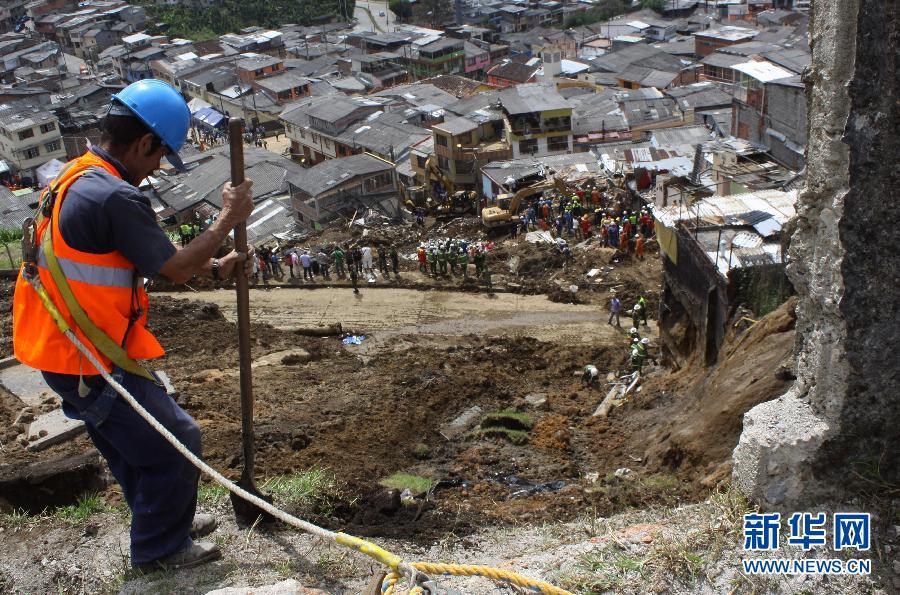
left=193, top=129, right=227, bottom=151
left=250, top=243, right=401, bottom=291
left=512, top=189, right=655, bottom=260
left=416, top=238, right=490, bottom=281
left=577, top=292, right=656, bottom=388
left=623, top=294, right=656, bottom=374
left=178, top=220, right=202, bottom=247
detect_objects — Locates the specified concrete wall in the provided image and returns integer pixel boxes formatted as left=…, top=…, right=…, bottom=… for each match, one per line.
left=766, top=82, right=807, bottom=169
left=734, top=0, right=899, bottom=508
left=660, top=225, right=729, bottom=367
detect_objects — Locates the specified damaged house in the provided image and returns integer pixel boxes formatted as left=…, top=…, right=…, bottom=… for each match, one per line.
left=653, top=189, right=796, bottom=366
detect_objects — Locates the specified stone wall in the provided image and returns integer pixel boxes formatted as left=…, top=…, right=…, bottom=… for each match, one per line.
left=733, top=0, right=899, bottom=508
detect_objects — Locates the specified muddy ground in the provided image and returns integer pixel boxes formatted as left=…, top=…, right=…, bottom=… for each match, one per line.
left=0, top=224, right=825, bottom=593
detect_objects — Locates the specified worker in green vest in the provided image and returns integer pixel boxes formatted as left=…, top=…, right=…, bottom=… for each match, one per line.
left=437, top=246, right=447, bottom=275
left=179, top=222, right=191, bottom=246
left=637, top=294, right=649, bottom=326
left=458, top=248, right=468, bottom=278
left=427, top=247, right=437, bottom=276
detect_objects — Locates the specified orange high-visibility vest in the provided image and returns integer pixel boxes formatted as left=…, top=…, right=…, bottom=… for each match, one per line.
left=13, top=151, right=165, bottom=375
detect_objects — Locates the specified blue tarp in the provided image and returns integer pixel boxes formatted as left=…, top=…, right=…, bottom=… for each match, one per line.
left=193, top=107, right=226, bottom=128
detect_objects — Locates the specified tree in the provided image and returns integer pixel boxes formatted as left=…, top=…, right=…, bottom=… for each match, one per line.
left=0, top=228, right=23, bottom=269
left=421, top=0, right=452, bottom=28
left=389, top=0, right=412, bottom=22
left=138, top=0, right=356, bottom=40
left=564, top=0, right=629, bottom=27
left=641, top=0, right=667, bottom=12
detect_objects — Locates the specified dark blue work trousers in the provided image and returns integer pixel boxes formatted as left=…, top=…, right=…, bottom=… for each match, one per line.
left=43, top=367, right=201, bottom=566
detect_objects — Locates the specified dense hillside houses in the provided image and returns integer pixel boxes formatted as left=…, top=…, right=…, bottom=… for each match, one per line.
left=0, top=0, right=809, bottom=241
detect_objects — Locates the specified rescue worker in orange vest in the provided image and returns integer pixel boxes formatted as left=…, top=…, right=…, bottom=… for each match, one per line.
left=12, top=80, right=254, bottom=572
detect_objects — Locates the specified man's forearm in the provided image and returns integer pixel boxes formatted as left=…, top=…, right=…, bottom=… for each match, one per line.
left=160, top=213, right=238, bottom=283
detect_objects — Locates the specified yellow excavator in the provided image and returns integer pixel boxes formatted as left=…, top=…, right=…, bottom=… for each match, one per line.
left=404, top=155, right=478, bottom=218
left=481, top=177, right=567, bottom=229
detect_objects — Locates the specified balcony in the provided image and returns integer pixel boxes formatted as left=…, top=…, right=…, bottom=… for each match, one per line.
left=507, top=115, right=572, bottom=138
left=435, top=143, right=478, bottom=160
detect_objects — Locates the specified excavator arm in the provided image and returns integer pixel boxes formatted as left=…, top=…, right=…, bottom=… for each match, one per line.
left=423, top=154, right=455, bottom=196
left=482, top=177, right=558, bottom=229
left=507, top=180, right=555, bottom=214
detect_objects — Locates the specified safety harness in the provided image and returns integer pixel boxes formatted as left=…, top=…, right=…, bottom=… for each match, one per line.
left=22, top=164, right=159, bottom=384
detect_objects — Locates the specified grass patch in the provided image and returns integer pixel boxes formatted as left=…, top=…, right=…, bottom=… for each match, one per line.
left=379, top=472, right=433, bottom=496
left=0, top=508, right=45, bottom=528
left=480, top=409, right=534, bottom=431
left=472, top=426, right=530, bottom=445
left=558, top=487, right=754, bottom=593
left=471, top=409, right=534, bottom=444
left=54, top=493, right=110, bottom=525
left=262, top=467, right=343, bottom=516
left=588, top=472, right=690, bottom=510
left=197, top=482, right=228, bottom=505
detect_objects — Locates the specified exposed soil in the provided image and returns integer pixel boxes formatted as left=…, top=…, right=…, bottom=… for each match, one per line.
left=0, top=225, right=801, bottom=592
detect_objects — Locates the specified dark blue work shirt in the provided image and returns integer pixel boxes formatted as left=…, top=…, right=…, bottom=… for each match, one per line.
left=58, top=147, right=176, bottom=278
left=44, top=147, right=177, bottom=401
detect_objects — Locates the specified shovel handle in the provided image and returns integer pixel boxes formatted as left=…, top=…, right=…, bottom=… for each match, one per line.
left=228, top=118, right=256, bottom=481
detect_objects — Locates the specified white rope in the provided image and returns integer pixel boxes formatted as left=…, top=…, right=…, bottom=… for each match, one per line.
left=63, top=329, right=422, bottom=585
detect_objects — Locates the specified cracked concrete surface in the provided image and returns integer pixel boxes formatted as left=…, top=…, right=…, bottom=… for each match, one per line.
left=734, top=0, right=899, bottom=508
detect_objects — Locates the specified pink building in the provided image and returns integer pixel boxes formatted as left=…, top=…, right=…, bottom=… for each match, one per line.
left=464, top=41, right=491, bottom=79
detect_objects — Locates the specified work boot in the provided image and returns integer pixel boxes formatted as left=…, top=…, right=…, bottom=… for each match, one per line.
left=134, top=540, right=221, bottom=572
left=191, top=513, right=218, bottom=539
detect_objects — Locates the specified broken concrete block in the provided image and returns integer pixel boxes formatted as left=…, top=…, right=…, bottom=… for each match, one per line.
left=26, top=409, right=85, bottom=451
left=0, top=364, right=53, bottom=407
left=440, top=405, right=482, bottom=439
left=524, top=393, right=549, bottom=410
left=252, top=348, right=312, bottom=369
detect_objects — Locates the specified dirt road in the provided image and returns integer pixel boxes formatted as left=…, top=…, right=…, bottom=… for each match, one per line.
left=161, top=287, right=650, bottom=348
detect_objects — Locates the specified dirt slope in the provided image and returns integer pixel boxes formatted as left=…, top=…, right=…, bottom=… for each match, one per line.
left=637, top=298, right=797, bottom=484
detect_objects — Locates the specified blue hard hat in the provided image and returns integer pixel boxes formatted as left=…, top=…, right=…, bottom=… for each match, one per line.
left=111, top=79, right=190, bottom=172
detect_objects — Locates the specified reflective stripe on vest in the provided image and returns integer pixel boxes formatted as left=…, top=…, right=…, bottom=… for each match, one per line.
left=12, top=150, right=164, bottom=376
left=37, top=247, right=136, bottom=289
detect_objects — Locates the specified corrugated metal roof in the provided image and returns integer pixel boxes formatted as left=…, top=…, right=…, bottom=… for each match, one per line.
left=731, top=231, right=762, bottom=248
left=733, top=60, right=794, bottom=82
left=654, top=189, right=796, bottom=274
left=753, top=217, right=782, bottom=237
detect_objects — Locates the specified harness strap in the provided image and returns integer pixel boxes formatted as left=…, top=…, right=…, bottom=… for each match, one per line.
left=38, top=171, right=158, bottom=384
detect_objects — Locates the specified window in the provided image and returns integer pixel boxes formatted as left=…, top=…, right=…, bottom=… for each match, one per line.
left=18, top=128, right=34, bottom=141
left=437, top=155, right=449, bottom=170
left=454, top=159, right=473, bottom=173
left=453, top=132, right=472, bottom=146
left=518, top=139, right=537, bottom=155
left=324, top=138, right=332, bottom=149
left=40, top=122, right=56, bottom=134
left=548, top=135, right=569, bottom=152
left=44, top=140, right=61, bottom=152
left=435, top=134, right=448, bottom=147
left=415, top=155, right=426, bottom=168
left=24, top=146, right=40, bottom=159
